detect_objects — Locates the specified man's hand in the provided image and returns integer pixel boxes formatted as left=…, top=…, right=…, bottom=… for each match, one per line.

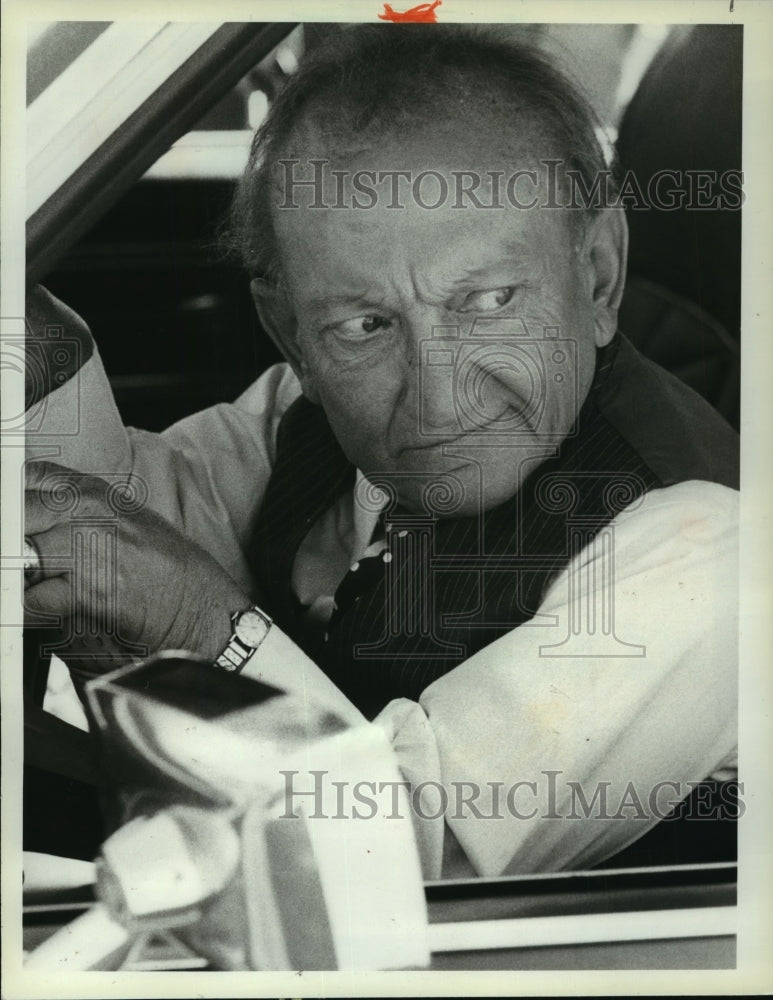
left=24, top=460, right=251, bottom=673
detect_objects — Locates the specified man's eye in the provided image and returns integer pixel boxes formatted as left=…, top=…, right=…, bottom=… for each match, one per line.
left=459, top=286, right=515, bottom=313
left=333, top=314, right=392, bottom=338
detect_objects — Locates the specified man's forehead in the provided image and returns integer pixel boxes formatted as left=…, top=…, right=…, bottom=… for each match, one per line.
left=272, top=104, right=560, bottom=184
left=268, top=118, right=573, bottom=252
left=271, top=130, right=574, bottom=249
left=272, top=185, right=573, bottom=313
left=264, top=98, right=581, bottom=297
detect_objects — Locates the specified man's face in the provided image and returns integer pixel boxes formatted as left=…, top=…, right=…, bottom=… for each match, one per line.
left=266, top=123, right=621, bottom=517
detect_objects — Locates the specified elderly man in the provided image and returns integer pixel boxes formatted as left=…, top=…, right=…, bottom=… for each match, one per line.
left=25, top=26, right=739, bottom=877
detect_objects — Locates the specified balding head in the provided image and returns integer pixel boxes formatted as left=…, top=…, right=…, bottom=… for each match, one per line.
left=231, top=25, right=616, bottom=284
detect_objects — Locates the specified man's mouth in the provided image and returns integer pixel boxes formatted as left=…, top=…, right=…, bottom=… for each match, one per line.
left=404, top=434, right=465, bottom=452
left=402, top=404, right=532, bottom=453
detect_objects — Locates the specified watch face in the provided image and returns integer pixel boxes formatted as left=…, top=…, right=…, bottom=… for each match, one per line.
left=234, top=608, right=270, bottom=647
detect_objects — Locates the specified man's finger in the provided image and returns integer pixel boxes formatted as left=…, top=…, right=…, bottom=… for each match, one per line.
left=25, top=484, right=75, bottom=534
left=25, top=459, right=99, bottom=497
left=23, top=536, right=45, bottom=587
left=23, top=522, right=75, bottom=583
left=23, top=576, right=72, bottom=622
left=24, top=476, right=105, bottom=533
left=25, top=461, right=111, bottom=532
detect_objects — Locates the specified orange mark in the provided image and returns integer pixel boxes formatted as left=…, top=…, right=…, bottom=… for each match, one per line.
left=378, top=0, right=441, bottom=23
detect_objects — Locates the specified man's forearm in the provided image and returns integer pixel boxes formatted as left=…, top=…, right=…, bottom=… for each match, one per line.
left=416, top=480, right=739, bottom=876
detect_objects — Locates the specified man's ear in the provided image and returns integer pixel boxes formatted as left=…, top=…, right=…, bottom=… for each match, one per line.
left=584, top=208, right=628, bottom=348
left=250, top=278, right=319, bottom=401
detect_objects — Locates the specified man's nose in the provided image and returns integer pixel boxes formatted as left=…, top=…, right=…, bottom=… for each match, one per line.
left=403, top=310, right=463, bottom=435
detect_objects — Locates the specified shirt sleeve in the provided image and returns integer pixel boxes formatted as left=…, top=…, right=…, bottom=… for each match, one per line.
left=28, top=343, right=301, bottom=592
left=380, top=479, right=739, bottom=876
left=244, top=479, right=739, bottom=879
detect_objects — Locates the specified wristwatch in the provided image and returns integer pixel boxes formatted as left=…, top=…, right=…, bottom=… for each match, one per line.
left=214, top=606, right=272, bottom=672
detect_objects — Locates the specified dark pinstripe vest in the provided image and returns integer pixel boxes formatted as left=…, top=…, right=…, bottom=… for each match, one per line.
left=248, top=335, right=738, bottom=720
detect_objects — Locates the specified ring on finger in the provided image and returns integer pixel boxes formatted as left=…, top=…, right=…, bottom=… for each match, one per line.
left=23, top=536, right=43, bottom=588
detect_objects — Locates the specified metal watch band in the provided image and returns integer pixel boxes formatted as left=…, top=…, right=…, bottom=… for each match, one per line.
left=215, top=636, right=251, bottom=672
left=214, top=605, right=272, bottom=673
